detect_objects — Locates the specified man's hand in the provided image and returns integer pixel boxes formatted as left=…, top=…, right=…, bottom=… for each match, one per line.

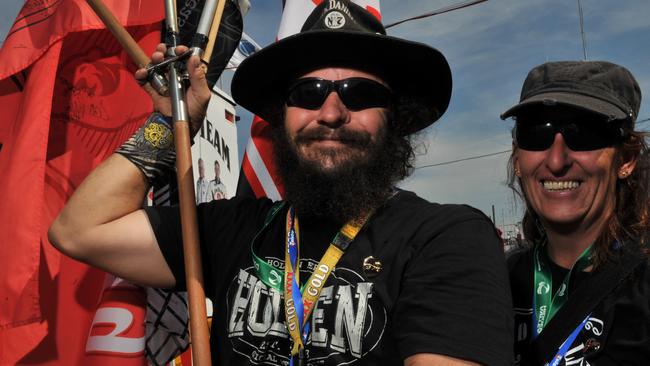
left=135, top=43, right=212, bottom=134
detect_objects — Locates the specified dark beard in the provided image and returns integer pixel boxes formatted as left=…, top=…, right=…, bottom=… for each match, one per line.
left=273, top=124, right=407, bottom=223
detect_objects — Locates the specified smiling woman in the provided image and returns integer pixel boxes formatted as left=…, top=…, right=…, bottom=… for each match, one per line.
left=502, top=61, right=650, bottom=366
left=512, top=108, right=629, bottom=255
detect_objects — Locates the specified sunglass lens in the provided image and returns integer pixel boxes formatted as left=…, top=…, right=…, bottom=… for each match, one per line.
left=286, top=79, right=328, bottom=110
left=340, top=78, right=392, bottom=111
left=563, top=122, right=619, bottom=151
left=516, top=120, right=622, bottom=151
left=516, top=122, right=555, bottom=151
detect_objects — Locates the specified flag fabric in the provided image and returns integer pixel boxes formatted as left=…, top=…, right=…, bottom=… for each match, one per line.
left=235, top=0, right=381, bottom=200
left=236, top=115, right=284, bottom=200
left=0, top=0, right=164, bottom=364
left=226, top=32, right=262, bottom=70
left=145, top=286, right=190, bottom=366
left=0, top=0, right=164, bottom=80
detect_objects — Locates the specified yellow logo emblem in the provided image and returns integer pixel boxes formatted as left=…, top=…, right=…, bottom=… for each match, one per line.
left=144, top=122, right=172, bottom=149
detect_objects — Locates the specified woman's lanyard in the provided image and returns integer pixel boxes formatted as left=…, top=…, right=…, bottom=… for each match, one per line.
left=532, top=243, right=591, bottom=339
left=546, top=315, right=591, bottom=366
left=250, top=203, right=372, bottom=365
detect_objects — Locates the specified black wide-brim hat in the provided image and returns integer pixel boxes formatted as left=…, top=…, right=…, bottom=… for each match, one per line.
left=231, top=0, right=452, bottom=135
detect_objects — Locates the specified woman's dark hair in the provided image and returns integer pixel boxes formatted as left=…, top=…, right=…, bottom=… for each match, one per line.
left=507, top=125, right=650, bottom=266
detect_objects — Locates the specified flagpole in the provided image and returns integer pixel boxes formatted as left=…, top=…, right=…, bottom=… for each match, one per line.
left=86, top=0, right=217, bottom=364
left=162, top=0, right=214, bottom=364
left=85, top=0, right=168, bottom=94
left=203, top=0, right=228, bottom=64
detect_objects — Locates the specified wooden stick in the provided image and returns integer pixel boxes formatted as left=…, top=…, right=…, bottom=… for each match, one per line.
left=174, top=4, right=228, bottom=363
left=86, top=0, right=210, bottom=363
left=202, top=0, right=227, bottom=64
left=163, top=0, right=214, bottom=364
left=86, top=0, right=168, bottom=95
left=173, top=119, right=212, bottom=366
left=86, top=0, right=150, bottom=67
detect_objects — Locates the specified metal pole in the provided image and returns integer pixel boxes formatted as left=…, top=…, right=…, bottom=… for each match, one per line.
left=163, top=0, right=212, bottom=364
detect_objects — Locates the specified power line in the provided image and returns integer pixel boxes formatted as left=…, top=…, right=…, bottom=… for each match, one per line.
left=385, top=0, right=488, bottom=29
left=415, top=149, right=511, bottom=169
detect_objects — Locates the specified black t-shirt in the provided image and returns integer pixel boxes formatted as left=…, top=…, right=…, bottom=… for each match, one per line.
left=508, top=247, right=650, bottom=366
left=146, top=190, right=514, bottom=366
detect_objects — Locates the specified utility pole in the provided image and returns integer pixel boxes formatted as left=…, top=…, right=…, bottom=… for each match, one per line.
left=577, top=0, right=588, bottom=60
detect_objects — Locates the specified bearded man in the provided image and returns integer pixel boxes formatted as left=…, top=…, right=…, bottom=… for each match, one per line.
left=49, top=1, right=513, bottom=365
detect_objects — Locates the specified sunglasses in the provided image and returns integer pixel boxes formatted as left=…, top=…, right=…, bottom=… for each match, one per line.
left=286, top=77, right=392, bottom=111
left=515, top=118, right=626, bottom=151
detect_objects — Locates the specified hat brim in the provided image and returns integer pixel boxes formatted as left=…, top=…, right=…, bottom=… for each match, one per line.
left=500, top=92, right=629, bottom=121
left=232, top=30, right=452, bottom=134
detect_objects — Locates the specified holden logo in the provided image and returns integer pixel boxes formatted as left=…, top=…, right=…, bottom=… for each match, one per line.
left=268, top=269, right=281, bottom=286
left=536, top=281, right=550, bottom=295
left=325, top=11, right=346, bottom=29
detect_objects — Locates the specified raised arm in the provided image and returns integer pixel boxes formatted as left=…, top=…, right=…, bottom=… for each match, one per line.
left=48, top=44, right=211, bottom=288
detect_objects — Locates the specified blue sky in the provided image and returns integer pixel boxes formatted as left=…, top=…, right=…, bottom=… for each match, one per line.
left=2, top=0, right=649, bottom=235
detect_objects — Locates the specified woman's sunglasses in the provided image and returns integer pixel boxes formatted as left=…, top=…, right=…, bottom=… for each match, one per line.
left=285, top=77, right=392, bottom=111
left=515, top=118, right=626, bottom=151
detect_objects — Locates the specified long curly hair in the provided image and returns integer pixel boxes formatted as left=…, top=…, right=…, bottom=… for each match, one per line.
left=507, top=129, right=650, bottom=266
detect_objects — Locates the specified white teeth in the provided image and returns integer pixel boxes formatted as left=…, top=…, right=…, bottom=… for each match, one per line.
left=543, top=181, right=580, bottom=191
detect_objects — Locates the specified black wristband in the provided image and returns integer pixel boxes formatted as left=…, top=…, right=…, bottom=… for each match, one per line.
left=116, top=113, right=176, bottom=186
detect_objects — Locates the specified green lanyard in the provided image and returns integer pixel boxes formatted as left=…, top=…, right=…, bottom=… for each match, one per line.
left=532, top=243, right=591, bottom=338
left=251, top=201, right=287, bottom=293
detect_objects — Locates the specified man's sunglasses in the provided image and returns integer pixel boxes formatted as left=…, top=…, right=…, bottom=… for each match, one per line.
left=285, top=77, right=392, bottom=111
left=515, top=118, right=626, bottom=151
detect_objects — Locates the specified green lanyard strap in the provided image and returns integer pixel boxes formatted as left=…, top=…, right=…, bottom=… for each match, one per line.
left=532, top=243, right=592, bottom=338
left=251, top=201, right=287, bottom=292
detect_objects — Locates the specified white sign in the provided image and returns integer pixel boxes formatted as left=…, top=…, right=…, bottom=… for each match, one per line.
left=192, top=87, right=239, bottom=203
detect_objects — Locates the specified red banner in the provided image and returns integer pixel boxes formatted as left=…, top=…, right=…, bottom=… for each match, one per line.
left=0, top=0, right=164, bottom=79
left=0, top=1, right=163, bottom=364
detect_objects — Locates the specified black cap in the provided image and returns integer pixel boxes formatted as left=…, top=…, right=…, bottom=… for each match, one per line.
left=501, top=61, right=641, bottom=124
left=231, top=0, right=452, bottom=135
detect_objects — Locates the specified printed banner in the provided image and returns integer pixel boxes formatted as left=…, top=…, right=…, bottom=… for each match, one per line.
left=0, top=1, right=164, bottom=363
left=193, top=88, right=240, bottom=203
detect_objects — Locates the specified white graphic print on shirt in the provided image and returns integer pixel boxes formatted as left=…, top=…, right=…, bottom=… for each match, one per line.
left=225, top=258, right=387, bottom=365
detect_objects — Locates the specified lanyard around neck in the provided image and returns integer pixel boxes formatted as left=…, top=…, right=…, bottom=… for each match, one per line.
left=283, top=207, right=371, bottom=361
left=532, top=243, right=591, bottom=338
left=249, top=202, right=372, bottom=363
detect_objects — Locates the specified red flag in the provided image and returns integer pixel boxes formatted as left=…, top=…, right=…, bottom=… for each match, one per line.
left=0, top=0, right=163, bottom=364
left=238, top=116, right=285, bottom=200
left=235, top=0, right=381, bottom=200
